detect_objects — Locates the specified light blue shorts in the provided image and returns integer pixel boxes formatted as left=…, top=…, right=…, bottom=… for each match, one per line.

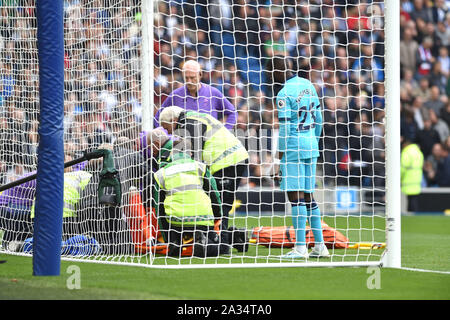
left=280, top=157, right=317, bottom=192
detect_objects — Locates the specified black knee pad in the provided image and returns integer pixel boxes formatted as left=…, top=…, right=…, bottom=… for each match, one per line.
left=193, top=230, right=220, bottom=258
left=228, top=226, right=249, bottom=253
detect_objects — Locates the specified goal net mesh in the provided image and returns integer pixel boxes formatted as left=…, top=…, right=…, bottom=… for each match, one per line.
left=0, top=0, right=387, bottom=267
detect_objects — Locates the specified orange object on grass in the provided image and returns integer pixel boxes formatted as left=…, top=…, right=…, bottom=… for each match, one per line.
left=126, top=187, right=194, bottom=256
left=250, top=222, right=349, bottom=249
left=125, top=187, right=156, bottom=253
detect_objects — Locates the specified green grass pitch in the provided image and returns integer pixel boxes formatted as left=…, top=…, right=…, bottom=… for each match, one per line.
left=0, top=215, right=449, bottom=300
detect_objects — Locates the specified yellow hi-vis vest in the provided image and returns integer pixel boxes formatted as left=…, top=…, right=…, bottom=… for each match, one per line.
left=31, top=171, right=92, bottom=218
left=154, top=157, right=215, bottom=227
left=185, top=111, right=249, bottom=174
left=401, top=143, right=424, bottom=196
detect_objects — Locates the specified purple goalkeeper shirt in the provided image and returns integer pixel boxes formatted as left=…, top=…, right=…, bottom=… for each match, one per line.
left=154, top=83, right=237, bottom=130
left=0, top=175, right=36, bottom=209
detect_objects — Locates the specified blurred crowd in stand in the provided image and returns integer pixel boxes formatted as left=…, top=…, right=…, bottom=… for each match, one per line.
left=1, top=0, right=447, bottom=193
left=0, top=0, right=143, bottom=186
left=400, top=0, right=450, bottom=188
left=154, top=0, right=387, bottom=192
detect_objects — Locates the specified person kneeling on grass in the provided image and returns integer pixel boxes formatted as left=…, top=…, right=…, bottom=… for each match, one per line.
left=152, top=140, right=247, bottom=258
left=158, top=106, right=249, bottom=254
left=1, top=154, right=100, bottom=254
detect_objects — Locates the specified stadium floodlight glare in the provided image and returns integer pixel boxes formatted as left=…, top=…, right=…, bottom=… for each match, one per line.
left=0, top=0, right=400, bottom=270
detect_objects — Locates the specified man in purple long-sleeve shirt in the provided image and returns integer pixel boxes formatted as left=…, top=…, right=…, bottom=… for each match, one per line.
left=154, top=60, right=237, bottom=130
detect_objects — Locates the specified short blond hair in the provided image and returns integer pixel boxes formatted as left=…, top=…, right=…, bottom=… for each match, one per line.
left=159, top=105, right=184, bottom=125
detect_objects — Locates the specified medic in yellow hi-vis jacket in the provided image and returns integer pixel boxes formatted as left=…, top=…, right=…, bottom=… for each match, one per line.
left=158, top=106, right=249, bottom=254
left=30, top=169, right=93, bottom=239
left=401, top=139, right=424, bottom=212
left=153, top=147, right=224, bottom=258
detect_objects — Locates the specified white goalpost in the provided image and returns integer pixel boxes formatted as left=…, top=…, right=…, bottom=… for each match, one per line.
left=382, top=0, right=401, bottom=269
left=141, top=0, right=154, bottom=133
left=0, top=0, right=400, bottom=270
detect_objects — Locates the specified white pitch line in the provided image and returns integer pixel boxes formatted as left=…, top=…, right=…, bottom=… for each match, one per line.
left=400, top=267, right=450, bottom=275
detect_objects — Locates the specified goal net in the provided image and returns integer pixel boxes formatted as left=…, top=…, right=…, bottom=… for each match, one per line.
left=0, top=0, right=393, bottom=268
